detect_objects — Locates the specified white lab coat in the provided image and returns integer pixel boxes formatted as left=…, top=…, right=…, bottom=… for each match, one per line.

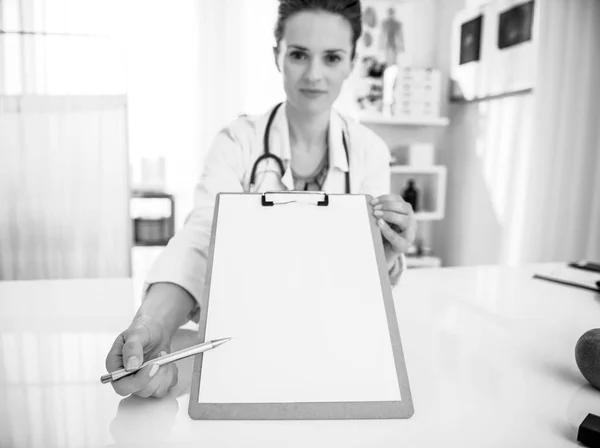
left=144, top=103, right=405, bottom=319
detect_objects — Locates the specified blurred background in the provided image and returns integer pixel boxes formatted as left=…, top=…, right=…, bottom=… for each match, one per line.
left=0, top=0, right=598, bottom=281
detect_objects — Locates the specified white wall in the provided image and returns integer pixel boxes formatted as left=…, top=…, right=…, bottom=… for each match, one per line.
left=195, top=0, right=284, bottom=181
left=118, top=0, right=200, bottom=229
left=120, top=0, right=284, bottom=229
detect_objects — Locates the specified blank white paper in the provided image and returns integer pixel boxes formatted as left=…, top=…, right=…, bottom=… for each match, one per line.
left=198, top=194, right=401, bottom=404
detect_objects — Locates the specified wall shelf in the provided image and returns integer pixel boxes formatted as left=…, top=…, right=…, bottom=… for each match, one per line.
left=415, top=211, right=444, bottom=221
left=359, top=115, right=449, bottom=127
left=406, top=256, right=442, bottom=269
left=450, top=87, right=533, bottom=104
left=391, top=165, right=447, bottom=221
left=390, top=165, right=446, bottom=175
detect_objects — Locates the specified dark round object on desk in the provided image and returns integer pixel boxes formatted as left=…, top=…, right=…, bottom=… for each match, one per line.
left=576, top=329, right=600, bottom=390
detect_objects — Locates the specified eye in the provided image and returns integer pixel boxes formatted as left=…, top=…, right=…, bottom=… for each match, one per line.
left=289, top=50, right=307, bottom=61
left=325, top=54, right=342, bottom=65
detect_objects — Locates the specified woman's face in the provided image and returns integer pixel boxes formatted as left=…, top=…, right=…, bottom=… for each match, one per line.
left=275, top=10, right=355, bottom=116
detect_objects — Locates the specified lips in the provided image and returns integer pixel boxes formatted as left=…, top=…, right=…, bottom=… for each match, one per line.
left=300, top=89, right=327, bottom=98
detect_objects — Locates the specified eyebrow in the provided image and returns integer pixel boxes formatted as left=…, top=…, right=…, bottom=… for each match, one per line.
left=288, top=45, right=347, bottom=54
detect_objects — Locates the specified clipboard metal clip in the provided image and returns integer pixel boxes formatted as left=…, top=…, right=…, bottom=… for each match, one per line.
left=261, top=191, right=329, bottom=207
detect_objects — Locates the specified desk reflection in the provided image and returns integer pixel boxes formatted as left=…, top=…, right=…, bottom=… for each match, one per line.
left=108, top=329, right=199, bottom=445
left=110, top=395, right=179, bottom=446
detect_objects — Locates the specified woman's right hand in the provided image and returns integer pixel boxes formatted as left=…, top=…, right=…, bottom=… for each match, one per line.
left=105, top=317, right=178, bottom=398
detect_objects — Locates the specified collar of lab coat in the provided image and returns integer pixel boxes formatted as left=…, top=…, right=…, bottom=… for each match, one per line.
left=268, top=102, right=350, bottom=188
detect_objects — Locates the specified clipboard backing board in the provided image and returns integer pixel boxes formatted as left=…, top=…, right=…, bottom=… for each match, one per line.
left=189, top=192, right=413, bottom=420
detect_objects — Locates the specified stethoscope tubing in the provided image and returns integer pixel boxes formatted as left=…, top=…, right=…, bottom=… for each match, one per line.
left=249, top=103, right=350, bottom=193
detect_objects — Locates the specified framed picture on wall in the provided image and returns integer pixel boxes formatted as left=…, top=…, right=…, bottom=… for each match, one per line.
left=450, top=6, right=485, bottom=101
left=450, top=0, right=537, bottom=101
left=498, top=1, right=535, bottom=49
left=491, top=0, right=537, bottom=95
left=459, top=15, right=483, bottom=65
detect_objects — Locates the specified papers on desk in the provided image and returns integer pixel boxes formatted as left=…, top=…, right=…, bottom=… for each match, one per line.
left=533, top=266, right=600, bottom=293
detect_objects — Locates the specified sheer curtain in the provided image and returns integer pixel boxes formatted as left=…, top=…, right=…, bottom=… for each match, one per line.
left=0, top=96, right=130, bottom=280
left=0, top=0, right=130, bottom=280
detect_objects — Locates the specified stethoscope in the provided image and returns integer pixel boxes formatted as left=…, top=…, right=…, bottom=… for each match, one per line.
left=249, top=102, right=350, bottom=193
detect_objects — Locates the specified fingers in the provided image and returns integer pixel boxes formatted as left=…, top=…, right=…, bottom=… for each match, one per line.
left=134, top=362, right=177, bottom=399
left=372, top=196, right=413, bottom=216
left=371, top=194, right=417, bottom=254
left=377, top=218, right=411, bottom=254
left=121, top=327, right=150, bottom=372
left=106, top=325, right=154, bottom=397
left=374, top=210, right=411, bottom=230
left=371, top=195, right=415, bottom=234
left=371, top=194, right=407, bottom=207
left=134, top=363, right=166, bottom=398
left=112, top=362, right=157, bottom=397
left=169, top=361, right=179, bottom=389
left=106, top=333, right=126, bottom=373
left=106, top=332, right=148, bottom=396
left=153, top=364, right=179, bottom=398
left=112, top=350, right=177, bottom=399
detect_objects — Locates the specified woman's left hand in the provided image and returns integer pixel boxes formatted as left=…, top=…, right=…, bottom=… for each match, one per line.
left=371, top=195, right=417, bottom=259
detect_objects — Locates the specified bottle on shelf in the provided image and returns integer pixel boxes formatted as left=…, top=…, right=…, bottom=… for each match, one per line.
left=402, top=178, right=419, bottom=212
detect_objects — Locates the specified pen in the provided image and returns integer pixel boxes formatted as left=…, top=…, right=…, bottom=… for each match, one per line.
left=532, top=274, right=600, bottom=293
left=100, top=337, right=232, bottom=384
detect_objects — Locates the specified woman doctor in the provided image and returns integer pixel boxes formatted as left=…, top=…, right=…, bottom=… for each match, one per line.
left=105, top=0, right=417, bottom=399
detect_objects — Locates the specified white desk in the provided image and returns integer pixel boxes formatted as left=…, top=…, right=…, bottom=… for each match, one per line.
left=0, top=264, right=599, bottom=447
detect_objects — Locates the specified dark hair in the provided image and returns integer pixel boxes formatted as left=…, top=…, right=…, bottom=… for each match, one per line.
left=274, top=0, right=362, bottom=58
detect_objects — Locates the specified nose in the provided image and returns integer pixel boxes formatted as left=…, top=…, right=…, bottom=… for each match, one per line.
left=304, top=57, right=323, bottom=84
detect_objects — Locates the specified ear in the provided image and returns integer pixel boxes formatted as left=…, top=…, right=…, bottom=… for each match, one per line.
left=273, top=46, right=281, bottom=72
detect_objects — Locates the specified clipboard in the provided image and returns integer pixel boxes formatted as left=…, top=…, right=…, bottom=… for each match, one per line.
left=189, top=192, right=414, bottom=420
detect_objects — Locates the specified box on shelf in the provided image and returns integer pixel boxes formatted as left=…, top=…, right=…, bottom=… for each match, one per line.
left=390, top=144, right=435, bottom=167
left=393, top=99, right=440, bottom=118
left=395, top=78, right=441, bottom=100
left=391, top=66, right=442, bottom=118
left=397, top=66, right=442, bottom=84
left=408, top=143, right=435, bottom=167
left=394, top=82, right=440, bottom=102
left=396, top=67, right=441, bottom=91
